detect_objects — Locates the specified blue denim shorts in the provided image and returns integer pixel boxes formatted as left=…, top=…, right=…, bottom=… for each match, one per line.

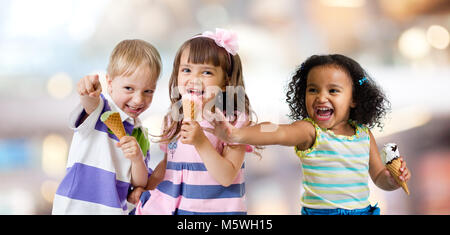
left=301, top=203, right=380, bottom=215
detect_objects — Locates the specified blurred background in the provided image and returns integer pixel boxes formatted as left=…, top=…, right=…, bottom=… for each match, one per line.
left=0, top=0, right=449, bottom=215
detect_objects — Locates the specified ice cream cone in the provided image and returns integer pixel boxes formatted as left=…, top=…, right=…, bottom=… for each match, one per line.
left=182, top=94, right=202, bottom=121
left=386, top=158, right=410, bottom=195
left=101, top=112, right=126, bottom=139
left=190, top=99, right=194, bottom=120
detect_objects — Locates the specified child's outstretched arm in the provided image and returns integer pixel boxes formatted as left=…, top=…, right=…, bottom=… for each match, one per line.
left=368, top=130, right=411, bottom=191
left=207, top=110, right=315, bottom=149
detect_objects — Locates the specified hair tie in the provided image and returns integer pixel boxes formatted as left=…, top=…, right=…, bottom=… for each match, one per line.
left=192, top=28, right=239, bottom=56
left=358, top=77, right=368, bottom=85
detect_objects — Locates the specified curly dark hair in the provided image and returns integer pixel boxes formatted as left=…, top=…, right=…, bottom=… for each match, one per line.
left=286, top=54, right=390, bottom=129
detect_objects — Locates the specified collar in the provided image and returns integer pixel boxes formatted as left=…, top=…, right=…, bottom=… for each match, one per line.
left=103, top=92, right=142, bottom=128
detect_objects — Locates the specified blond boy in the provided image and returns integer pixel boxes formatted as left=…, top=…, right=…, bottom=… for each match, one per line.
left=52, top=40, right=161, bottom=215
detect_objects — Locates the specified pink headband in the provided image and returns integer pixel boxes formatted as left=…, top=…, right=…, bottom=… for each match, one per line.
left=192, top=28, right=239, bottom=56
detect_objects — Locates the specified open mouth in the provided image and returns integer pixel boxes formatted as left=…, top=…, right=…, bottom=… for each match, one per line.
left=187, top=88, right=204, bottom=96
left=125, top=104, right=143, bottom=114
left=315, top=107, right=334, bottom=121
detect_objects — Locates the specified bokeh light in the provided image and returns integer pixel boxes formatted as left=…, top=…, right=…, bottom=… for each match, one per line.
left=41, top=134, right=68, bottom=178
left=40, top=180, right=60, bottom=203
left=398, top=27, right=430, bottom=59
left=320, top=0, right=366, bottom=8
left=426, top=25, right=450, bottom=50
left=47, top=73, right=73, bottom=99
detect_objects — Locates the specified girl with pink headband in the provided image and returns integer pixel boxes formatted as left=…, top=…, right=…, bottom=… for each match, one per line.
left=128, top=28, right=256, bottom=215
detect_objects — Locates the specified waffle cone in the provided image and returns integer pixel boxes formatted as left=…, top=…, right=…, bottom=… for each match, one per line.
left=103, top=112, right=126, bottom=139
left=386, top=158, right=410, bottom=195
left=182, top=98, right=192, bottom=121
left=190, top=99, right=194, bottom=120
left=182, top=96, right=201, bottom=121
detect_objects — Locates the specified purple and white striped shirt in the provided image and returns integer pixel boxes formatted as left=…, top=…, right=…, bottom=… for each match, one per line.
left=52, top=94, right=151, bottom=215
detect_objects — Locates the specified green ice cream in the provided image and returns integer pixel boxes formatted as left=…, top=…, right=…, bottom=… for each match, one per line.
left=101, top=111, right=116, bottom=122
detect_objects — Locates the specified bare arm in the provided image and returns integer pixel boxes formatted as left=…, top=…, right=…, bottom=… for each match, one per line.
left=130, top=159, right=148, bottom=188
left=368, top=130, right=410, bottom=190
left=181, top=121, right=247, bottom=187
left=126, top=154, right=167, bottom=205
left=236, top=121, right=315, bottom=149
left=117, top=136, right=148, bottom=188
left=195, top=137, right=246, bottom=187
left=146, top=153, right=167, bottom=190
left=209, top=117, right=316, bottom=150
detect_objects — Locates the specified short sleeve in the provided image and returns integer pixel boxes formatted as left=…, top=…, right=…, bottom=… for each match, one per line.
left=294, top=118, right=320, bottom=158
left=68, top=97, right=104, bottom=136
left=159, top=142, right=168, bottom=154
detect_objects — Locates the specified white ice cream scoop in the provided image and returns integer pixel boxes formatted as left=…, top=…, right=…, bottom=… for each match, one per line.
left=381, top=143, right=400, bottom=164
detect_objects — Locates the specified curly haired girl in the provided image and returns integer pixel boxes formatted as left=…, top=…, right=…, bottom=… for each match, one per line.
left=209, top=54, right=411, bottom=215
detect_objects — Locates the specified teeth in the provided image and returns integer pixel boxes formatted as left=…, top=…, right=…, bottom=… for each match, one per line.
left=188, top=89, right=203, bottom=95
left=127, top=105, right=140, bottom=110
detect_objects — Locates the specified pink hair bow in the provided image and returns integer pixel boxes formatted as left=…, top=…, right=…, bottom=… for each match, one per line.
left=196, top=28, right=239, bottom=56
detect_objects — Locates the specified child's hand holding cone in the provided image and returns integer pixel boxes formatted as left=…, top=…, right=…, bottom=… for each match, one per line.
left=101, top=111, right=144, bottom=163
left=116, top=136, right=144, bottom=163
left=389, top=157, right=411, bottom=194
left=382, top=144, right=411, bottom=195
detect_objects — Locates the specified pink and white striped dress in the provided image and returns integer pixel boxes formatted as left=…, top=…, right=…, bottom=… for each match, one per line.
left=135, top=119, right=252, bottom=215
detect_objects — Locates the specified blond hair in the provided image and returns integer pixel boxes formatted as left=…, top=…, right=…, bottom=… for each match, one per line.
left=107, top=39, right=162, bottom=80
